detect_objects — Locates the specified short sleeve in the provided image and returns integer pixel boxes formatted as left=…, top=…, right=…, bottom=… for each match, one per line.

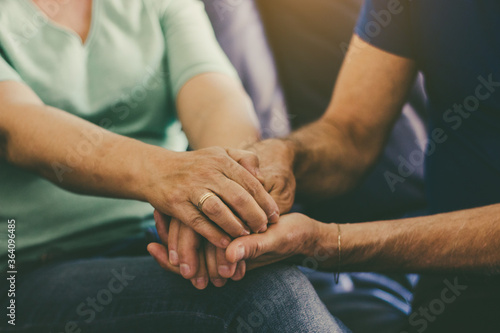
left=354, top=0, right=414, bottom=58
left=159, top=0, right=239, bottom=97
left=0, top=51, right=23, bottom=83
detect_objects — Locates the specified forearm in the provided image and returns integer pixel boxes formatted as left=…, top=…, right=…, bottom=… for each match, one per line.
left=313, top=204, right=500, bottom=274
left=283, top=35, right=417, bottom=197
left=1, top=92, right=163, bottom=201
left=286, top=118, right=372, bottom=197
left=177, top=73, right=260, bottom=150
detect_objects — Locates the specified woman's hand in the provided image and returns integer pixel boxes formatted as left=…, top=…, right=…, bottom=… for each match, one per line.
left=144, top=146, right=280, bottom=249
left=148, top=210, right=246, bottom=290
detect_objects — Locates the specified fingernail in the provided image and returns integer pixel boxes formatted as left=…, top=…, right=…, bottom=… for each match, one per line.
left=235, top=244, right=245, bottom=261
left=169, top=250, right=179, bottom=265
left=219, top=265, right=231, bottom=276
left=258, top=224, right=267, bottom=233
left=269, top=212, right=279, bottom=223
left=195, top=277, right=207, bottom=289
left=211, top=278, right=226, bottom=287
left=241, top=229, right=251, bottom=236
left=221, top=238, right=230, bottom=248
left=180, top=264, right=191, bottom=277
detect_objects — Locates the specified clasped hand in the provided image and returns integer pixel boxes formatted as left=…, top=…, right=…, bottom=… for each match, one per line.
left=147, top=140, right=299, bottom=289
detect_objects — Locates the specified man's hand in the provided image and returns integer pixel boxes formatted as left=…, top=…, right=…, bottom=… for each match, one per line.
left=245, top=139, right=297, bottom=214
left=225, top=213, right=330, bottom=271
left=145, top=147, right=279, bottom=249
left=148, top=212, right=334, bottom=289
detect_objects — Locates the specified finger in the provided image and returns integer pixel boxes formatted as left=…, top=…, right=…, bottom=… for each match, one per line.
left=191, top=243, right=209, bottom=290
left=167, top=218, right=180, bottom=266
left=225, top=164, right=280, bottom=225
left=231, top=260, right=246, bottom=281
left=268, top=176, right=296, bottom=216
left=196, top=192, right=251, bottom=237
left=177, top=224, right=202, bottom=280
left=154, top=209, right=171, bottom=244
left=147, top=243, right=180, bottom=275
left=226, top=148, right=261, bottom=179
left=216, top=246, right=237, bottom=278
left=175, top=205, right=232, bottom=249
left=226, top=233, right=275, bottom=263
left=215, top=179, right=277, bottom=234
left=205, top=242, right=227, bottom=287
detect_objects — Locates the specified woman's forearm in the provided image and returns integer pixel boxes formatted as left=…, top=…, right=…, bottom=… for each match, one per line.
left=1, top=81, right=278, bottom=245
left=177, top=73, right=260, bottom=150
left=313, top=204, right=500, bottom=274
left=0, top=81, right=162, bottom=201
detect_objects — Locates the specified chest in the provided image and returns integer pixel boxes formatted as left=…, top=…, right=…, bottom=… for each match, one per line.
left=32, top=0, right=93, bottom=44
left=410, top=0, right=500, bottom=109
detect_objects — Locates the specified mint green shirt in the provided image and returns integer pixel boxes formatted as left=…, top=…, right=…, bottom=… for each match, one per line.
left=0, top=0, right=238, bottom=267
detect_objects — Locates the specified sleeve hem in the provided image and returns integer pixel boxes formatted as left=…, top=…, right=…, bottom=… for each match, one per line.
left=353, top=30, right=415, bottom=60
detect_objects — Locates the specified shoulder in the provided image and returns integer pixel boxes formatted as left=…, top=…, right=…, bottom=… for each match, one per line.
left=140, top=0, right=176, bottom=17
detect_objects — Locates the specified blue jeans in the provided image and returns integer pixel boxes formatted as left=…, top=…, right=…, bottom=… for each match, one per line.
left=0, top=257, right=349, bottom=332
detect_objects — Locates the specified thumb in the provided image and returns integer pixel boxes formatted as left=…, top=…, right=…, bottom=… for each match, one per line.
left=226, top=233, right=275, bottom=263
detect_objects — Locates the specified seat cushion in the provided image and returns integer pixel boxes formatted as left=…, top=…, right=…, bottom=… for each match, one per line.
left=201, top=0, right=290, bottom=138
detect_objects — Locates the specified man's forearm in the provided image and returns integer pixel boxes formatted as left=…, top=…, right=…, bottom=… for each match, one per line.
left=281, top=36, right=417, bottom=198
left=314, top=204, right=500, bottom=274
left=286, top=118, right=371, bottom=197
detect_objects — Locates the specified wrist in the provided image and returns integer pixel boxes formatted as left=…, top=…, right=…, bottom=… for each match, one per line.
left=277, top=137, right=298, bottom=171
left=135, top=144, right=181, bottom=203
left=300, top=218, right=337, bottom=262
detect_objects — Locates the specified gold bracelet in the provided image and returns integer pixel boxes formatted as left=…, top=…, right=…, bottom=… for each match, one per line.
left=334, top=224, right=342, bottom=284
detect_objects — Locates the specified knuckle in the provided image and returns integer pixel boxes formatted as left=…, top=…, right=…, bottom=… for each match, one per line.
left=213, top=154, right=227, bottom=166
left=164, top=189, right=184, bottom=208
left=271, top=175, right=286, bottom=190
left=246, top=181, right=260, bottom=197
left=233, top=192, right=250, bottom=206
left=248, top=241, right=263, bottom=259
left=247, top=213, right=268, bottom=231
left=279, top=187, right=294, bottom=204
left=255, top=214, right=268, bottom=229
left=202, top=198, right=223, bottom=217
left=207, top=146, right=226, bottom=158
left=188, top=214, right=207, bottom=230
left=244, top=151, right=259, bottom=164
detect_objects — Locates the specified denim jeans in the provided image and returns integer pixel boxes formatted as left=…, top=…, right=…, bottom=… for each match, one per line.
left=0, top=256, right=349, bottom=333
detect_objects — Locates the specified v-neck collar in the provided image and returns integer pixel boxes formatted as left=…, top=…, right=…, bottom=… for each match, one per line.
left=22, top=0, right=100, bottom=48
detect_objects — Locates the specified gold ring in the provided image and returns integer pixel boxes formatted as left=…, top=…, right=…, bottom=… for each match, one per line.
left=197, top=192, right=216, bottom=211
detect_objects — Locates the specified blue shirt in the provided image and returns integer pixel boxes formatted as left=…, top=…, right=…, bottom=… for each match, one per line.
left=355, top=0, right=500, bottom=214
